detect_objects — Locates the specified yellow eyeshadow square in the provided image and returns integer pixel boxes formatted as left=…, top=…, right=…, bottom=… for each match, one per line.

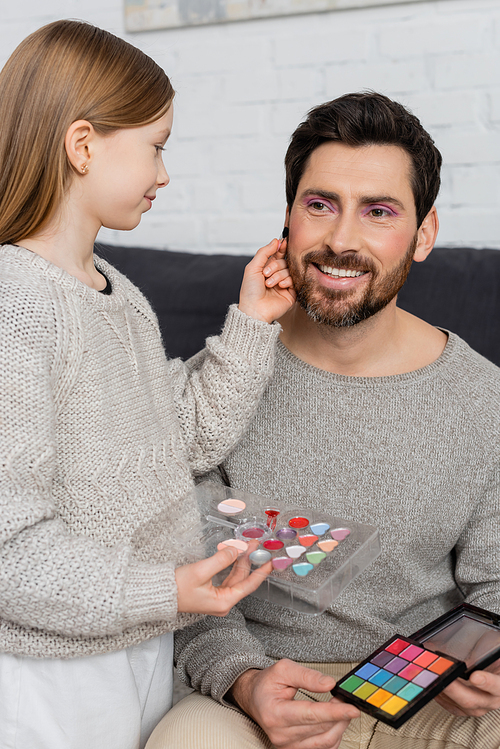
left=353, top=682, right=378, bottom=700
left=380, top=695, right=408, bottom=715
left=366, top=688, right=392, bottom=707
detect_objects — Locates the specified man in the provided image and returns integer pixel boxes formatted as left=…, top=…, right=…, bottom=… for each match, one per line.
left=147, top=93, right=500, bottom=749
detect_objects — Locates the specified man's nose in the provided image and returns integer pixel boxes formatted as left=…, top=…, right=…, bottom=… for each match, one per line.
left=325, top=212, right=363, bottom=254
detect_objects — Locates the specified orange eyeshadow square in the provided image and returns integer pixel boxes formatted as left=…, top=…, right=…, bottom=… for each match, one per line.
left=413, top=651, right=438, bottom=668
left=428, top=657, right=454, bottom=675
left=366, top=688, right=392, bottom=707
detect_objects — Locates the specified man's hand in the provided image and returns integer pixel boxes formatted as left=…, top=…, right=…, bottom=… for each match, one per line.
left=238, top=238, right=296, bottom=324
left=229, top=659, right=359, bottom=749
left=435, top=658, right=500, bottom=717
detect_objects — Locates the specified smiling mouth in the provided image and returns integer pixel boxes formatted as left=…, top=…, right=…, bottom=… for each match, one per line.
left=317, top=264, right=367, bottom=278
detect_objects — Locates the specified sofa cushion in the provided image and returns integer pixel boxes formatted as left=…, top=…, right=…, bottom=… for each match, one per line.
left=97, top=243, right=500, bottom=367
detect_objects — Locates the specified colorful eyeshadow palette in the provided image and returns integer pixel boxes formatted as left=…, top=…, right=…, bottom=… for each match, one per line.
left=178, top=481, right=381, bottom=615
left=333, top=603, right=500, bottom=728
left=332, top=635, right=466, bottom=728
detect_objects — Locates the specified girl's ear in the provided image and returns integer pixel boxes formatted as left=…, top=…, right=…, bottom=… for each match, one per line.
left=64, top=120, right=95, bottom=175
left=413, top=206, right=439, bottom=263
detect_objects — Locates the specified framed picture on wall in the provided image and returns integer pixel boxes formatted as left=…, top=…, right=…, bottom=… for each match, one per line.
left=125, top=0, right=431, bottom=33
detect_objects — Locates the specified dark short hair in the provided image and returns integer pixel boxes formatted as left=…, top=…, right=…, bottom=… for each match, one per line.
left=285, top=92, right=442, bottom=227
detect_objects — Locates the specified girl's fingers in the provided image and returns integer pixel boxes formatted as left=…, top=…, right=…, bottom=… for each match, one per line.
left=266, top=269, right=293, bottom=287
left=276, top=237, right=288, bottom=256
left=264, top=258, right=288, bottom=276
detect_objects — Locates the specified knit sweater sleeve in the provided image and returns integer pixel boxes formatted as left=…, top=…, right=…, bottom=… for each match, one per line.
left=0, top=274, right=178, bottom=638
left=454, top=460, right=500, bottom=611
left=174, top=607, right=274, bottom=703
left=167, top=305, right=281, bottom=475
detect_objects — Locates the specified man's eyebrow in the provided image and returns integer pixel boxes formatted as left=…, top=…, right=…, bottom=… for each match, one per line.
left=360, top=195, right=406, bottom=211
left=300, top=189, right=406, bottom=211
left=300, top=189, right=339, bottom=202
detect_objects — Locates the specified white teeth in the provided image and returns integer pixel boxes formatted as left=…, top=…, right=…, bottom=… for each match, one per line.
left=319, top=265, right=364, bottom=278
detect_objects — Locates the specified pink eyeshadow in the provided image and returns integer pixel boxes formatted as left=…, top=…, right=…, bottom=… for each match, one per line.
left=400, top=645, right=424, bottom=661
left=398, top=663, right=423, bottom=680
left=242, top=527, right=265, bottom=539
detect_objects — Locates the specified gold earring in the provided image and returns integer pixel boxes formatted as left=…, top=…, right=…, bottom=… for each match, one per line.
left=81, top=163, right=89, bottom=174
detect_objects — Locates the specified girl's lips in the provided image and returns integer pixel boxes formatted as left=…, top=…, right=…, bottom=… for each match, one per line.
left=144, top=195, right=155, bottom=209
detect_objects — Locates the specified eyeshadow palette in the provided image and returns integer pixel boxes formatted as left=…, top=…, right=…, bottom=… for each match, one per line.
left=332, top=635, right=466, bottom=728
left=178, top=481, right=381, bottom=615
left=333, top=603, right=500, bottom=728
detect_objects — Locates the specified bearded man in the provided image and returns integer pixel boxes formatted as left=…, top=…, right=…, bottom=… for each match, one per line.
left=147, top=93, right=500, bottom=749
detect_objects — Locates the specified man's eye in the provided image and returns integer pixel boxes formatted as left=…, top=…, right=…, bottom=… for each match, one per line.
left=310, top=201, right=327, bottom=211
left=369, top=207, right=390, bottom=217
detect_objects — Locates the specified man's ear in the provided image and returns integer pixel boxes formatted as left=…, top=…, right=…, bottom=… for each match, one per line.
left=64, top=120, right=95, bottom=174
left=413, top=206, right=439, bottom=263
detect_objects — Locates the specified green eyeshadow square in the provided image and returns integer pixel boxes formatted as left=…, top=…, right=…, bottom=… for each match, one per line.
left=340, top=675, right=364, bottom=693
left=398, top=683, right=423, bottom=701
left=353, top=682, right=378, bottom=700
left=384, top=676, right=408, bottom=694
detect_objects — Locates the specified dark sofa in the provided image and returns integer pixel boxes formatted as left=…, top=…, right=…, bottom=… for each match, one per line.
left=97, top=243, right=500, bottom=367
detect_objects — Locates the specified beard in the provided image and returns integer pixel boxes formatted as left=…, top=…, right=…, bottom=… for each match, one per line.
left=287, top=234, right=417, bottom=328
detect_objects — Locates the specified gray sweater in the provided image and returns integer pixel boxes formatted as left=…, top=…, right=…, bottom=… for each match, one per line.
left=175, top=335, right=500, bottom=701
left=0, top=244, right=280, bottom=659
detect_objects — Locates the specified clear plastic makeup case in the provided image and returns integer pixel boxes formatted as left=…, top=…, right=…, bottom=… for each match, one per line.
left=176, top=481, right=381, bottom=615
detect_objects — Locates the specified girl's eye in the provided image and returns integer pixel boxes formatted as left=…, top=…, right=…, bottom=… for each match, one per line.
left=155, top=145, right=165, bottom=153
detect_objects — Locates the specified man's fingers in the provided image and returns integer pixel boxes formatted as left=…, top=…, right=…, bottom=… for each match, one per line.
left=272, top=659, right=338, bottom=694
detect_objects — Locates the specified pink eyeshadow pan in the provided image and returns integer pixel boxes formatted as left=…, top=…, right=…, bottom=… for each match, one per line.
left=242, top=527, right=265, bottom=539
left=398, top=663, right=423, bottom=680
left=400, top=645, right=424, bottom=661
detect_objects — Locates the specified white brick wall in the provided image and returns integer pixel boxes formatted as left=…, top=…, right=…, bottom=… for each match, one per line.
left=2, top=0, right=500, bottom=253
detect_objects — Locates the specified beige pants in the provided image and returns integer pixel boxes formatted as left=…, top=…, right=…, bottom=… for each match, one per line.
left=146, top=662, right=500, bottom=749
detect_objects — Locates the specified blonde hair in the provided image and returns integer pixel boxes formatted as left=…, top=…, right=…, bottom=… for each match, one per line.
left=0, top=20, right=175, bottom=245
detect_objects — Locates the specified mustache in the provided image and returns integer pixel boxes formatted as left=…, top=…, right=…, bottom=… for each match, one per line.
left=291, top=250, right=378, bottom=275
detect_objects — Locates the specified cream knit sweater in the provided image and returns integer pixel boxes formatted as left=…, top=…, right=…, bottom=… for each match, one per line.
left=0, top=244, right=280, bottom=659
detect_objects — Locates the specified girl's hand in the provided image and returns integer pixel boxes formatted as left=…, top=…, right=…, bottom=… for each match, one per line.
left=238, top=238, right=296, bottom=324
left=175, top=542, right=272, bottom=616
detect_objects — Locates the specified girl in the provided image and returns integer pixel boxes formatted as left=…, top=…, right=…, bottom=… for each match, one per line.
left=0, top=20, right=295, bottom=749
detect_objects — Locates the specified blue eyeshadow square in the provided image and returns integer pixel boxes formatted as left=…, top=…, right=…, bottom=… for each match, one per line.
left=368, top=669, right=391, bottom=686
left=355, top=663, right=379, bottom=680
